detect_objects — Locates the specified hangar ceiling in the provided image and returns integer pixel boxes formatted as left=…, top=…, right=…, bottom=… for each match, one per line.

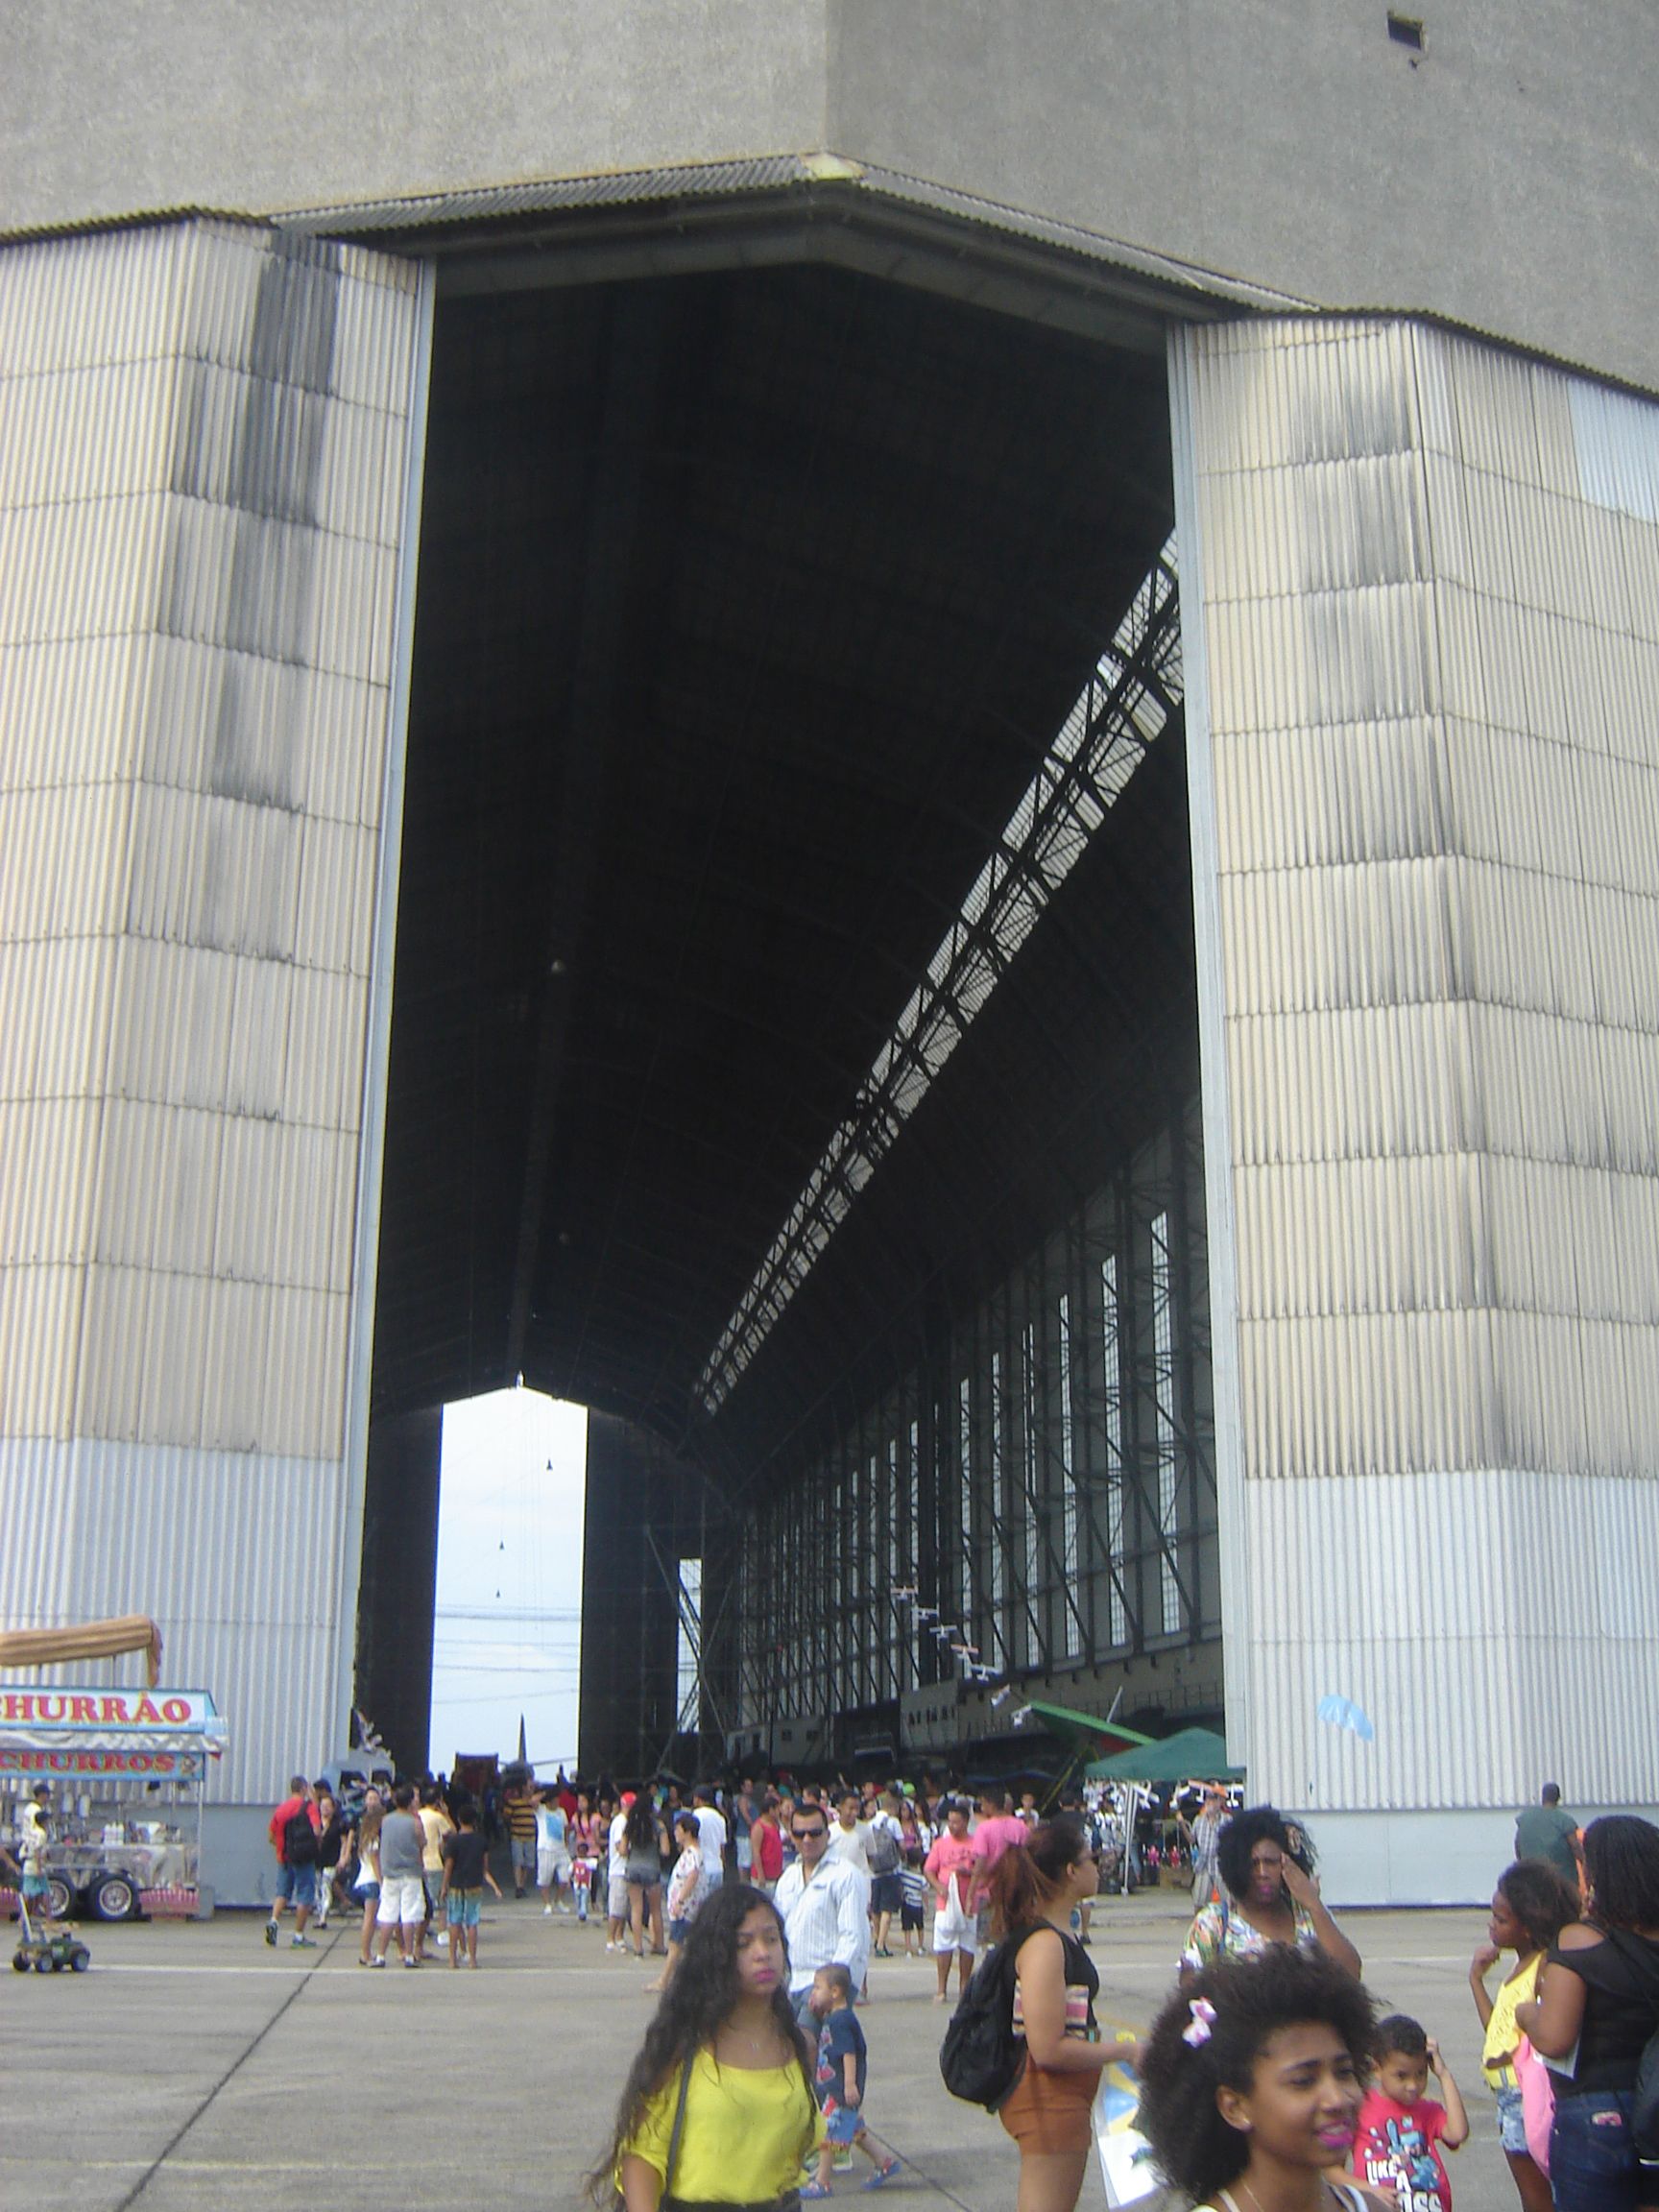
left=369, top=241, right=1188, bottom=1491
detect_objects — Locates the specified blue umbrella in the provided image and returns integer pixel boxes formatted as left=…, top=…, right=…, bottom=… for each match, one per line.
left=1316, top=1694, right=1375, bottom=1743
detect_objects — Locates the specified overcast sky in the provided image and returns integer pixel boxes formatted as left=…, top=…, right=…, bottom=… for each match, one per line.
left=426, top=1388, right=588, bottom=1776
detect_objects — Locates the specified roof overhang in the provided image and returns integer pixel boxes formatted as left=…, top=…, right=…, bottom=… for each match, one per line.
left=278, top=150, right=1312, bottom=353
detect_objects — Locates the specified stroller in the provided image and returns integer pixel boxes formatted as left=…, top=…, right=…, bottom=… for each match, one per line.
left=12, top=1890, right=90, bottom=1974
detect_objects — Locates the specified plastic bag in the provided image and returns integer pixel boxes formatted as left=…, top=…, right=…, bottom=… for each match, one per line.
left=1094, top=2036, right=1158, bottom=2206
left=1513, top=2033, right=1554, bottom=2175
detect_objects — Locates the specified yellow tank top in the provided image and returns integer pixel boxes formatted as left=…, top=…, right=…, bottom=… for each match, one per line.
left=1482, top=1953, right=1541, bottom=2088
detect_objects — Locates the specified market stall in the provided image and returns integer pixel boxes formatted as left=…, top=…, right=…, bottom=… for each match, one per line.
left=0, top=1684, right=228, bottom=1920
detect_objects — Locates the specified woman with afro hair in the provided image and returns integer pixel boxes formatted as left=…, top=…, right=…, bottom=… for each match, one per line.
left=1139, top=1946, right=1377, bottom=2212
left=1180, top=1806, right=1361, bottom=1984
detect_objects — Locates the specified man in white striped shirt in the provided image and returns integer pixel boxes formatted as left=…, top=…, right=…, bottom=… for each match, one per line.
left=775, top=1801, right=869, bottom=2021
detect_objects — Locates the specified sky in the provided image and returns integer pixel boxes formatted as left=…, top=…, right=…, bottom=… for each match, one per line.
left=426, top=1387, right=588, bottom=1776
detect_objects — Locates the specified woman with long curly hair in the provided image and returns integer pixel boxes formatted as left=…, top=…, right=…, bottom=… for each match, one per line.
left=1179, top=1806, right=1361, bottom=1984
left=589, top=1880, right=823, bottom=2211
left=1516, top=1813, right=1659, bottom=2212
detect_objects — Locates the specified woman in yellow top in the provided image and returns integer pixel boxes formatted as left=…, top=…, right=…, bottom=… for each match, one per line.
left=1468, top=1858, right=1576, bottom=2212
left=589, top=1881, right=824, bottom=2211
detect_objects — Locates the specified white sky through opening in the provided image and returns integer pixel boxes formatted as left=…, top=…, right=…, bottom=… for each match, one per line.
left=427, top=1387, right=588, bottom=1774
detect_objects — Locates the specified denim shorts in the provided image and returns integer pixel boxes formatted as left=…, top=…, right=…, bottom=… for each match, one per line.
left=275, top=1863, right=317, bottom=1909
left=668, top=1916, right=693, bottom=1944
left=1494, top=2082, right=1527, bottom=2154
left=1551, top=2090, right=1642, bottom=2212
left=445, top=1888, right=482, bottom=1929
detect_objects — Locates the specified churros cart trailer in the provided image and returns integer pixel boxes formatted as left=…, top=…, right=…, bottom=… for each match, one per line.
left=1, top=1684, right=228, bottom=1920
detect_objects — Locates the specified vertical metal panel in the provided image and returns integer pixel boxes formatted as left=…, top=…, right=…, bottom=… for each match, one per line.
left=0, top=216, right=426, bottom=1802
left=0, top=1434, right=355, bottom=1802
left=1179, top=313, right=1659, bottom=1812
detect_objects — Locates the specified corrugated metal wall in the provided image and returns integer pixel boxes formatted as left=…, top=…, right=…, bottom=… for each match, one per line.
left=1174, top=316, right=1659, bottom=1813
left=0, top=219, right=426, bottom=1801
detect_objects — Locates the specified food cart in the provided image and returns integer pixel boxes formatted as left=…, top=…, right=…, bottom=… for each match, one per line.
left=1, top=1684, right=228, bottom=1920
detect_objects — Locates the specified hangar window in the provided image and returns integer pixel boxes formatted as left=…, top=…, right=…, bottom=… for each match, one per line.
left=1102, top=1255, right=1129, bottom=1649
left=675, top=1558, right=702, bottom=1727
left=1151, top=1212, right=1183, bottom=1636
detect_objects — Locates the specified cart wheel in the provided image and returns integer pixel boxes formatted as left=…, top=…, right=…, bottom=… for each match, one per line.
left=33, top=1953, right=53, bottom=1972
left=44, top=1877, right=75, bottom=1920
left=69, top=1947, right=90, bottom=1971
left=90, top=1873, right=137, bottom=1922
left=10, top=1952, right=27, bottom=1972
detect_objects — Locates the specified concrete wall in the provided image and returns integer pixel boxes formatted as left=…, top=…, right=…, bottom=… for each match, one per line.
left=1173, top=315, right=1659, bottom=1832
left=830, top=1, right=1659, bottom=392
left=0, top=1, right=829, bottom=234
left=0, top=220, right=429, bottom=1805
left=5, top=5, right=1659, bottom=391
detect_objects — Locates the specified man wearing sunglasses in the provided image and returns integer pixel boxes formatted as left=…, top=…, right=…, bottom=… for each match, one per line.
left=775, top=1806, right=870, bottom=2022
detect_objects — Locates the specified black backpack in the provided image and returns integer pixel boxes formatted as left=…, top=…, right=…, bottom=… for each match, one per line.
left=283, top=1807, right=320, bottom=1866
left=867, top=1821, right=901, bottom=1877
left=939, top=1927, right=1038, bottom=2110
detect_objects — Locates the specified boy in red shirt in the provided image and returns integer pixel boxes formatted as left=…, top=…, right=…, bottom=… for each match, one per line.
left=1351, top=2013, right=1469, bottom=2212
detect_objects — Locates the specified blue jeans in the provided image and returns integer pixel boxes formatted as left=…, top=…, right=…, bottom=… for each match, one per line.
left=1551, top=2091, right=1645, bottom=2212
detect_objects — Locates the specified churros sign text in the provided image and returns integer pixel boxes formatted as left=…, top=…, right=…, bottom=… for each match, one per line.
left=0, top=1690, right=210, bottom=1731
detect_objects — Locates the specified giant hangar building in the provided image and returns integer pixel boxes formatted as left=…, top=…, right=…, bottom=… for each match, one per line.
left=3, top=4, right=1658, bottom=1901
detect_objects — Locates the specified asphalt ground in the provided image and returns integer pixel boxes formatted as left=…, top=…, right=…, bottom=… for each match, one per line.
left=1, top=1887, right=1524, bottom=2212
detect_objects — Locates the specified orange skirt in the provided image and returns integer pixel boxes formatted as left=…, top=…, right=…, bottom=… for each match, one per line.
left=998, top=2057, right=1096, bottom=2154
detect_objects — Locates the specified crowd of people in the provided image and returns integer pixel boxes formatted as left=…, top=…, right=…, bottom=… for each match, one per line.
left=261, top=1764, right=1659, bottom=2212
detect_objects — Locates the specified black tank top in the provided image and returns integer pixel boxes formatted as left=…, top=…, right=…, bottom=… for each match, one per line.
left=1549, top=1929, right=1659, bottom=2096
left=1011, top=1924, right=1100, bottom=2042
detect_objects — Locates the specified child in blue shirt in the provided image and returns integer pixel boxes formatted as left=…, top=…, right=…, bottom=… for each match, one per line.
left=802, top=1963, right=901, bottom=2196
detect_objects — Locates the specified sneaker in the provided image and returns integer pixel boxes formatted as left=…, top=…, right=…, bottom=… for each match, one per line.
left=264, top=1920, right=278, bottom=1947
left=367, top=1955, right=387, bottom=1968
left=543, top=1905, right=554, bottom=1916
left=290, top=1935, right=315, bottom=1948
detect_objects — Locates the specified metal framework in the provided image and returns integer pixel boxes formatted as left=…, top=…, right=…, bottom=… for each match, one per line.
left=699, top=538, right=1182, bottom=1411
left=728, top=1096, right=1219, bottom=1742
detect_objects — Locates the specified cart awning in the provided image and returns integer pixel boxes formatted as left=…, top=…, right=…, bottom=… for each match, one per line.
left=0, top=1616, right=163, bottom=1685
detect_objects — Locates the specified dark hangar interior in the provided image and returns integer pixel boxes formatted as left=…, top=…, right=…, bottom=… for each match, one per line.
left=349, top=193, right=1214, bottom=1777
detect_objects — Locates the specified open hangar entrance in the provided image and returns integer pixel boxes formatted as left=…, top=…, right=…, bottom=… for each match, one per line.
left=348, top=180, right=1227, bottom=1780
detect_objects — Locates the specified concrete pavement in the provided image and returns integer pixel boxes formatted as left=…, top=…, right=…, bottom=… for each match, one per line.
left=1, top=1888, right=1522, bottom=2212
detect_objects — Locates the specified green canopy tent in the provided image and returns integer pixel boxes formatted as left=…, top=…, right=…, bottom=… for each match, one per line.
left=1083, top=1724, right=1242, bottom=1897
left=1082, top=1725, right=1241, bottom=1784
left=1013, top=1699, right=1153, bottom=1809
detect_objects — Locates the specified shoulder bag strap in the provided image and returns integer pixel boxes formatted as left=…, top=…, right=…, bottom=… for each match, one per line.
left=662, top=2057, right=694, bottom=2196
